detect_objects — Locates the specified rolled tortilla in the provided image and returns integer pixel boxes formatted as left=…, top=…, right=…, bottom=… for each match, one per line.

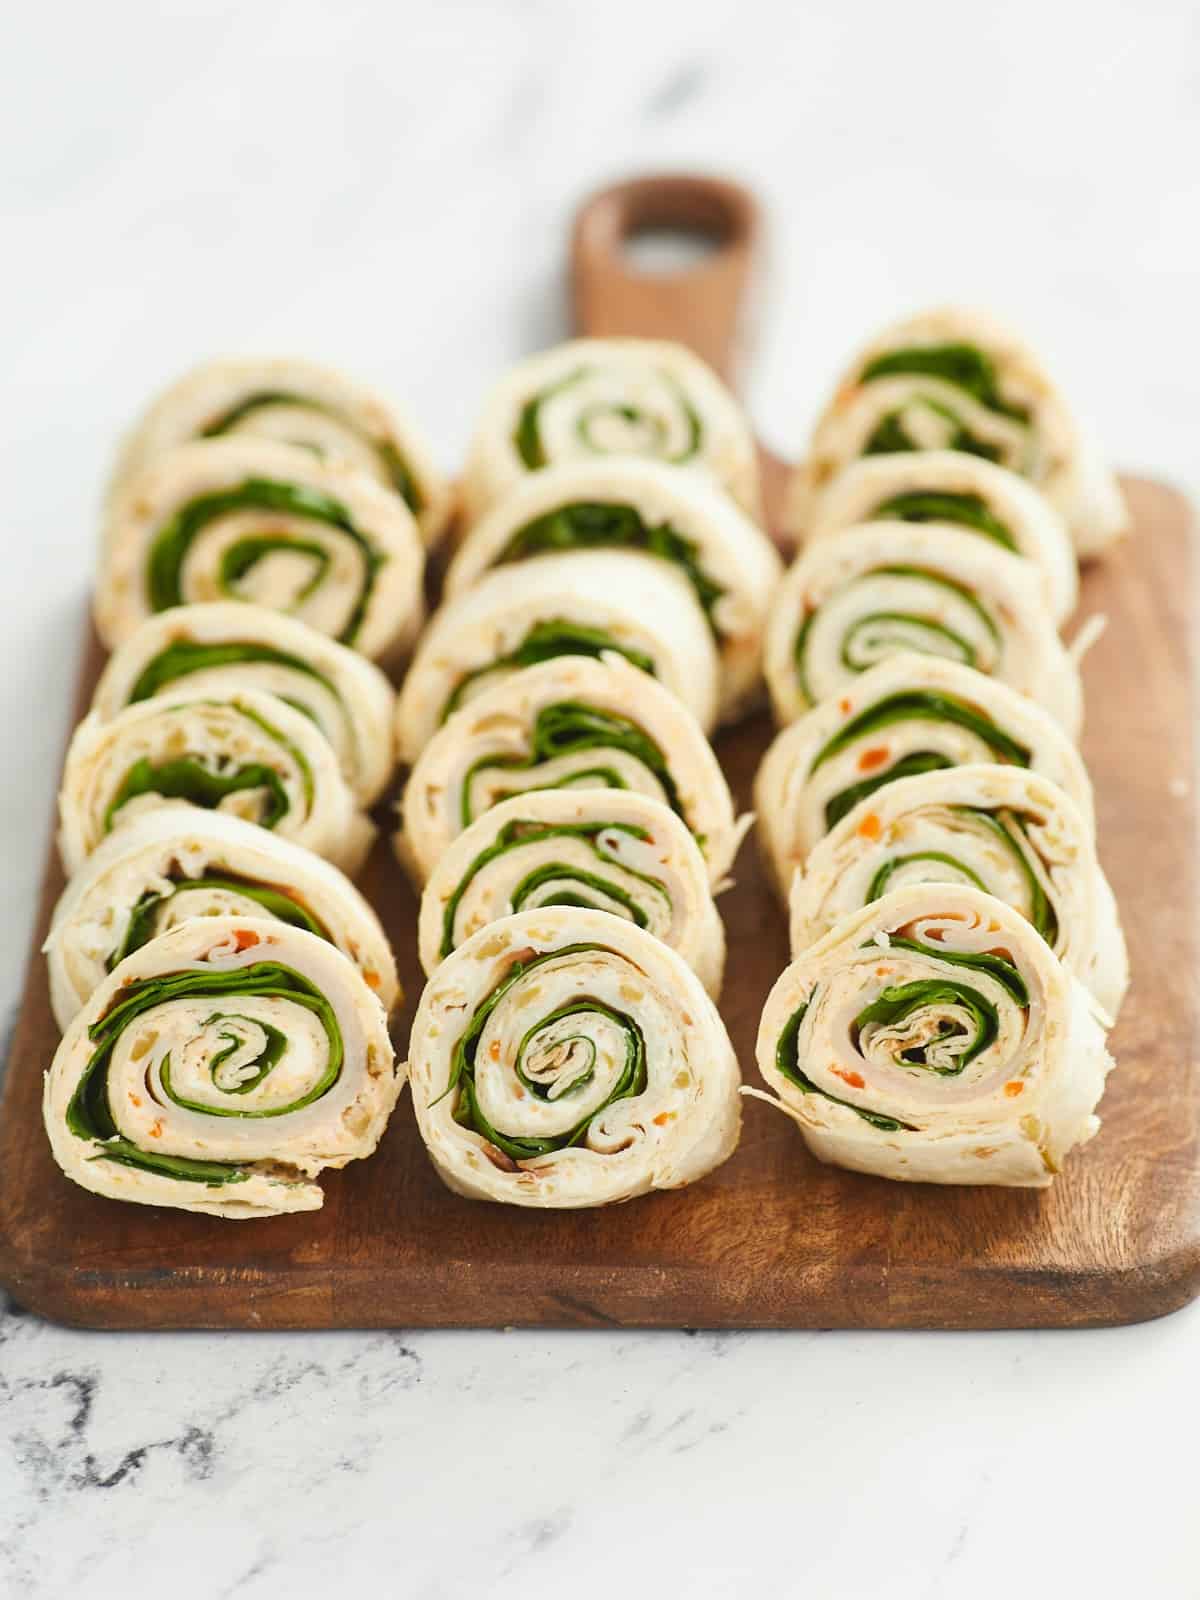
left=397, top=654, right=746, bottom=890
left=59, top=688, right=374, bottom=878
left=755, top=653, right=1093, bottom=894
left=460, top=337, right=762, bottom=525
left=108, top=355, right=452, bottom=545
left=43, top=916, right=400, bottom=1218
left=798, top=451, right=1078, bottom=626
left=407, top=907, right=741, bottom=1207
left=763, top=521, right=1083, bottom=734
left=789, top=765, right=1127, bottom=1021
left=754, top=883, right=1113, bottom=1186
left=45, top=808, right=400, bottom=1031
left=418, top=789, right=724, bottom=996
left=92, top=602, right=396, bottom=806
left=96, top=438, right=425, bottom=662
left=395, top=548, right=721, bottom=758
left=445, top=459, right=782, bottom=721
left=788, top=307, right=1129, bottom=557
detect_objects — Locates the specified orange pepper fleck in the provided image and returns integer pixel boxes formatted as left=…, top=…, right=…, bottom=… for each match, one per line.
left=1004, top=1080, right=1025, bottom=1097
left=857, top=746, right=890, bottom=774
left=148, top=1120, right=163, bottom=1138
left=832, top=1067, right=866, bottom=1090
left=488, top=1040, right=501, bottom=1060
left=363, top=970, right=381, bottom=991
left=233, top=928, right=260, bottom=951
left=653, top=1111, right=675, bottom=1126
left=856, top=811, right=882, bottom=841
left=839, top=697, right=852, bottom=715
left=129, top=1093, right=142, bottom=1108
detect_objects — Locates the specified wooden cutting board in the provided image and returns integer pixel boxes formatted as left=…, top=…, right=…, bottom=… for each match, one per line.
left=1, top=176, right=1197, bottom=1330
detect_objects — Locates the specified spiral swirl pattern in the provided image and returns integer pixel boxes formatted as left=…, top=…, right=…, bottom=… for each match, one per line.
left=59, top=688, right=374, bottom=877
left=97, top=437, right=425, bottom=661
left=43, top=917, right=400, bottom=1217
left=46, top=808, right=399, bottom=1029
left=788, top=765, right=1127, bottom=1020
left=755, top=883, right=1113, bottom=1186
left=763, top=522, right=1081, bottom=730
left=397, top=655, right=744, bottom=889
left=754, top=654, right=1093, bottom=893
left=106, top=356, right=452, bottom=546
left=794, top=452, right=1078, bottom=625
left=92, top=603, right=396, bottom=805
left=418, top=789, right=724, bottom=993
left=408, top=908, right=740, bottom=1206
left=460, top=337, right=762, bottom=526
left=787, top=308, right=1129, bottom=557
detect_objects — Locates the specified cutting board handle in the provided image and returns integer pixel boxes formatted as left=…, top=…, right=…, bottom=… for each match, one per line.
left=570, top=173, right=761, bottom=387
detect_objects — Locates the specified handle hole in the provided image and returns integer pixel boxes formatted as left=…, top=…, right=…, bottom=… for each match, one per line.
left=621, top=223, right=724, bottom=277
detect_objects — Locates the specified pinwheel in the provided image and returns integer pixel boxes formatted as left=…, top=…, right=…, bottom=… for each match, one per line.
left=43, top=916, right=400, bottom=1217
left=96, top=438, right=425, bottom=662
left=796, top=451, right=1079, bottom=626
left=108, top=355, right=452, bottom=545
left=444, top=459, right=782, bottom=720
left=59, top=689, right=374, bottom=877
left=394, top=548, right=721, bottom=758
left=417, top=789, right=724, bottom=996
left=755, top=654, right=1093, bottom=894
left=788, top=765, right=1127, bottom=1021
left=397, top=654, right=746, bottom=889
left=407, top=907, right=741, bottom=1206
left=460, top=337, right=761, bottom=525
left=754, top=883, right=1114, bottom=1186
left=762, top=521, right=1083, bottom=733
left=787, top=307, right=1129, bottom=557
left=45, top=808, right=400, bottom=1031
left=92, top=603, right=396, bottom=805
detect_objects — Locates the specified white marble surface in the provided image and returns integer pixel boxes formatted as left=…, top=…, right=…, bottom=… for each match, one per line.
left=3, top=2, right=1199, bottom=1594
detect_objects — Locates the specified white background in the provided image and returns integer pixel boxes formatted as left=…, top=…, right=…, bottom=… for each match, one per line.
left=2, top=2, right=1198, bottom=1596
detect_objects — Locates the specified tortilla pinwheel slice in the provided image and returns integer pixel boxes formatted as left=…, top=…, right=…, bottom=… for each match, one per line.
left=418, top=789, right=725, bottom=996
left=394, top=548, right=721, bottom=759
left=763, top=521, right=1083, bottom=733
left=59, top=688, right=374, bottom=878
left=796, top=451, right=1079, bottom=626
left=755, top=883, right=1114, bottom=1186
left=444, top=459, right=782, bottom=721
left=789, top=765, right=1127, bottom=1021
left=92, top=602, right=396, bottom=806
left=45, top=808, right=400, bottom=1031
left=96, top=437, right=425, bottom=662
left=788, top=307, right=1129, bottom=557
left=43, top=916, right=400, bottom=1218
left=408, top=907, right=741, bottom=1207
left=755, top=653, right=1093, bottom=895
left=108, top=355, right=452, bottom=545
left=460, top=337, right=762, bottom=525
left=397, top=654, right=746, bottom=890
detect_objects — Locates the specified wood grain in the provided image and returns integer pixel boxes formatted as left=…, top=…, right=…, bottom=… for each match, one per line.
left=1, top=175, right=1197, bottom=1330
